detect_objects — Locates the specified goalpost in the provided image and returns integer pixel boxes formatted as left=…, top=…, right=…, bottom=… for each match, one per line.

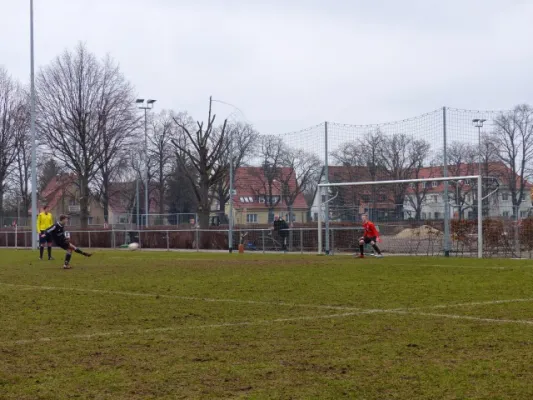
left=317, top=175, right=483, bottom=258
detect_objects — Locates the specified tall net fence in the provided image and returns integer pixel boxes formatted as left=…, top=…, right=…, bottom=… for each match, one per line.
left=4, top=106, right=532, bottom=258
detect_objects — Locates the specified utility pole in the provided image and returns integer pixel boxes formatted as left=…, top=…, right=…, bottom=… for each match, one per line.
left=136, top=99, right=156, bottom=227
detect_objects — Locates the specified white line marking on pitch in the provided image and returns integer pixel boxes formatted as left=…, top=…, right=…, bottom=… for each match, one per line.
left=393, top=263, right=511, bottom=270
left=4, top=310, right=384, bottom=345
left=3, top=282, right=533, bottom=314
left=5, top=306, right=533, bottom=346
left=0, top=282, right=362, bottom=311
left=386, top=310, right=533, bottom=326
left=412, top=298, right=533, bottom=310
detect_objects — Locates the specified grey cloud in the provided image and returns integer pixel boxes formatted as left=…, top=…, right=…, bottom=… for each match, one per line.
left=1, top=0, right=532, bottom=135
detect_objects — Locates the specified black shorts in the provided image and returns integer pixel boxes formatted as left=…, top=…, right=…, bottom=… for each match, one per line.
left=361, top=236, right=377, bottom=244
left=53, top=238, right=70, bottom=250
left=39, top=231, right=51, bottom=245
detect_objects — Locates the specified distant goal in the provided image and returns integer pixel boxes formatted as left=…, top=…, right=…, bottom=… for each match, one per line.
left=316, top=175, right=483, bottom=258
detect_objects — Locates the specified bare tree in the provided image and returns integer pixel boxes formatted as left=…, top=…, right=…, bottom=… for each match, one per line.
left=171, top=100, right=229, bottom=235
left=279, top=148, right=321, bottom=223
left=381, top=134, right=430, bottom=220
left=405, top=140, right=433, bottom=221
left=492, top=104, right=533, bottom=218
left=0, top=67, right=24, bottom=218
left=13, top=94, right=32, bottom=218
left=330, top=132, right=386, bottom=221
left=213, top=122, right=258, bottom=221
left=445, top=142, right=477, bottom=219
left=36, top=43, right=139, bottom=228
left=38, top=158, right=64, bottom=193
left=147, top=110, right=180, bottom=222
left=251, top=135, right=286, bottom=222
left=166, top=132, right=199, bottom=224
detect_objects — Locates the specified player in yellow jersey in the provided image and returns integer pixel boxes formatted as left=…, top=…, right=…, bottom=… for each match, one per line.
left=37, top=205, right=54, bottom=260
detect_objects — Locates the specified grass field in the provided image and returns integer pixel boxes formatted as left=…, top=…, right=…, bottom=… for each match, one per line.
left=1, top=250, right=533, bottom=399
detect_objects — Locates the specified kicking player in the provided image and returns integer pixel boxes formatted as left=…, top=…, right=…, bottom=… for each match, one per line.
left=358, top=214, right=383, bottom=258
left=45, top=215, right=92, bottom=269
left=37, top=205, right=54, bottom=260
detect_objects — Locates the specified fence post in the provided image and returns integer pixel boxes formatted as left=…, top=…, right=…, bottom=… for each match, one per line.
left=515, top=205, right=520, bottom=258
left=5, top=232, right=7, bottom=247
left=442, top=106, right=451, bottom=257
left=300, top=228, right=303, bottom=254
left=330, top=228, right=334, bottom=255
left=25, top=231, right=27, bottom=248
left=262, top=230, right=265, bottom=253
left=88, top=231, right=91, bottom=248
left=196, top=228, right=199, bottom=252
left=138, top=229, right=142, bottom=249
left=166, top=230, right=170, bottom=251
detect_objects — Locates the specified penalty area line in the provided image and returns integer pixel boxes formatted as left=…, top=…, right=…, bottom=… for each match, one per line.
left=5, top=310, right=383, bottom=346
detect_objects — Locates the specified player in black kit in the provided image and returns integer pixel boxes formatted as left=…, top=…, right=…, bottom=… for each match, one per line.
left=45, top=215, right=92, bottom=269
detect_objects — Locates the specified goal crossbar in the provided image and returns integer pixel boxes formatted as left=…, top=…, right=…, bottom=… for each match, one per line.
left=317, top=175, right=483, bottom=258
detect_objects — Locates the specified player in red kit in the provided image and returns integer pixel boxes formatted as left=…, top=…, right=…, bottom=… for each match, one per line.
left=358, top=214, right=383, bottom=258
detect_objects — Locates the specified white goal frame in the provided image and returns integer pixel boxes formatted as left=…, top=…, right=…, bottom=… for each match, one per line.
left=317, top=175, right=483, bottom=258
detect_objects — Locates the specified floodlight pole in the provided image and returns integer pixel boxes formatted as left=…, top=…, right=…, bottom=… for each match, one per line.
left=136, top=99, right=156, bottom=228
left=324, top=122, right=330, bottom=255
left=443, top=107, right=450, bottom=257
left=473, top=118, right=486, bottom=216
left=477, top=175, right=483, bottom=258
left=30, top=0, right=38, bottom=249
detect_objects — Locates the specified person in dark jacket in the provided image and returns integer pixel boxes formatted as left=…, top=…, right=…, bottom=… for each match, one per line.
left=45, top=214, right=93, bottom=269
left=273, top=215, right=289, bottom=251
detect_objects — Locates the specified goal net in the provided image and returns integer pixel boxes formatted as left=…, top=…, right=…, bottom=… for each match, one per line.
left=316, top=175, right=484, bottom=258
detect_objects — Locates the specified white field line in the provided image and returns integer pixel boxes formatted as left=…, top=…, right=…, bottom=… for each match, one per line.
left=5, top=310, right=385, bottom=345
left=2, top=282, right=533, bottom=314
left=410, top=298, right=533, bottom=310
left=0, top=282, right=362, bottom=311
left=386, top=310, right=533, bottom=326
left=5, top=306, right=533, bottom=346
left=392, top=263, right=512, bottom=270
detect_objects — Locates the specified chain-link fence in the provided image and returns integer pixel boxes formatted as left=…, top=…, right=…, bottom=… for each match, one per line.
left=3, top=105, right=530, bottom=259
left=1, top=223, right=531, bottom=258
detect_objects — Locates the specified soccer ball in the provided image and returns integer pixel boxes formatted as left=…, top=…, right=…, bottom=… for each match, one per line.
left=128, top=242, right=140, bottom=251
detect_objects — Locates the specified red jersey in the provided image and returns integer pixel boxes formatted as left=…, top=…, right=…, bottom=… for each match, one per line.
left=363, top=221, right=379, bottom=238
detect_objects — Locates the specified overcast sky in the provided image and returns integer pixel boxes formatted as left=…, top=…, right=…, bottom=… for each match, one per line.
left=2, top=0, right=532, bottom=134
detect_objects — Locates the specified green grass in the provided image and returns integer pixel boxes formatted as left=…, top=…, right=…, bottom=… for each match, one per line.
left=1, top=250, right=533, bottom=399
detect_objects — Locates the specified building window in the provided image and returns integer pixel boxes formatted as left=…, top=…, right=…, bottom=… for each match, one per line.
left=432, top=181, right=438, bottom=188
left=502, top=192, right=509, bottom=201
left=434, top=212, right=440, bottom=219
left=432, top=195, right=438, bottom=203
left=246, top=214, right=258, bottom=223
left=503, top=211, right=510, bottom=217
left=520, top=210, right=528, bottom=218
left=421, top=212, right=427, bottom=220
left=314, top=212, right=318, bottom=221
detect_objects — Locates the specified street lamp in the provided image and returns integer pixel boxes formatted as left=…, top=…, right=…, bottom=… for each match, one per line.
left=137, top=98, right=156, bottom=227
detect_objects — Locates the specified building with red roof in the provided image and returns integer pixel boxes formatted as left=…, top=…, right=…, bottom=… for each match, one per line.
left=227, top=167, right=309, bottom=225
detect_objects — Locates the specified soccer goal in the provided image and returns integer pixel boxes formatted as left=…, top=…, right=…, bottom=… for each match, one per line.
left=317, top=175, right=483, bottom=258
